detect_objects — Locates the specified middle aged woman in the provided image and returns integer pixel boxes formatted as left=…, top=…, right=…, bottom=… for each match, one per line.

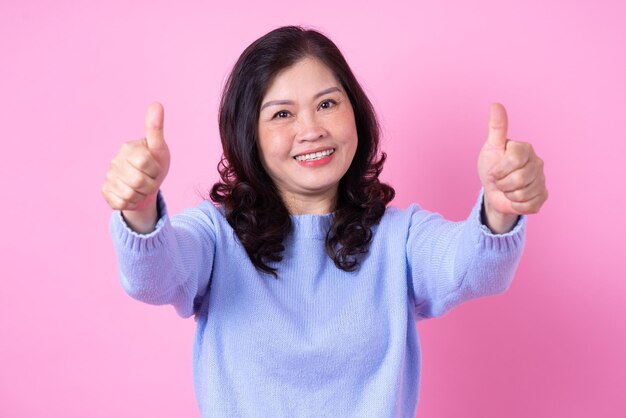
left=104, top=25, right=548, bottom=418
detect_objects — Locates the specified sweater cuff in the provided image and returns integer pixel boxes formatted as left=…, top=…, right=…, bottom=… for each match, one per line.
left=109, top=191, right=170, bottom=252
left=470, top=188, right=526, bottom=251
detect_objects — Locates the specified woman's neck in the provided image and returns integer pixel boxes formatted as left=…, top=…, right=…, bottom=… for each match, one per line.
left=280, top=189, right=338, bottom=215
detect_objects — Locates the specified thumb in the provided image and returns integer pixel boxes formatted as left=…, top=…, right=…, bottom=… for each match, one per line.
left=486, top=103, right=508, bottom=150
left=144, top=102, right=167, bottom=151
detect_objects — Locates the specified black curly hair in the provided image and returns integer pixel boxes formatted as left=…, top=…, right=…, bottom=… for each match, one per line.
left=210, top=26, right=395, bottom=277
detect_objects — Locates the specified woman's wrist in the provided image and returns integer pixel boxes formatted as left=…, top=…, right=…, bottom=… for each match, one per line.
left=121, top=196, right=159, bottom=234
left=481, top=198, right=519, bottom=234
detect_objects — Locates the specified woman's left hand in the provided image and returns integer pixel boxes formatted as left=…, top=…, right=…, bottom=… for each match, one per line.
left=477, top=103, right=549, bottom=234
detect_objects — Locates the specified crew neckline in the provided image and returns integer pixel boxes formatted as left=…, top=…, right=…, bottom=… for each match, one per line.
left=288, top=212, right=334, bottom=239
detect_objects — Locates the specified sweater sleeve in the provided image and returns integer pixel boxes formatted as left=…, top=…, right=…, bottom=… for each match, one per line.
left=406, top=189, right=526, bottom=320
left=109, top=192, right=216, bottom=318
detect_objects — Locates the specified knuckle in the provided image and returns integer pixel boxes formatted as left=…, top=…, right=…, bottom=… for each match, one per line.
left=121, top=139, right=144, bottom=154
left=511, top=154, right=525, bottom=167
left=503, top=153, right=520, bottom=169
left=509, top=171, right=524, bottom=187
left=508, top=189, right=523, bottom=202
left=120, top=141, right=133, bottom=152
left=522, top=201, right=540, bottom=214
left=515, top=143, right=534, bottom=159
left=128, top=171, right=145, bottom=189
left=143, top=177, right=157, bottom=193
left=537, top=157, right=545, bottom=169
left=105, top=170, right=115, bottom=183
left=121, top=187, right=136, bottom=201
left=110, top=155, right=123, bottom=169
left=107, top=194, right=122, bottom=210
left=129, top=152, right=152, bottom=171
left=512, top=201, right=527, bottom=214
left=495, top=177, right=510, bottom=191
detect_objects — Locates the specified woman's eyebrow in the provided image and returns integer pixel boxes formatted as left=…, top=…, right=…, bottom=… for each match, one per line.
left=260, top=86, right=342, bottom=111
left=313, top=86, right=342, bottom=99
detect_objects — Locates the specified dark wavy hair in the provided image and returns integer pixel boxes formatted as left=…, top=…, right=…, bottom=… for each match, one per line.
left=210, top=26, right=395, bottom=277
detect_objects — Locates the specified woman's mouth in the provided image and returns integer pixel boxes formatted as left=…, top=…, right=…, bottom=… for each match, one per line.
left=294, top=148, right=335, bottom=162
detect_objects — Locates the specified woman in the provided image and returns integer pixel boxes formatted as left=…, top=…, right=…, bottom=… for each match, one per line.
left=102, top=26, right=547, bottom=417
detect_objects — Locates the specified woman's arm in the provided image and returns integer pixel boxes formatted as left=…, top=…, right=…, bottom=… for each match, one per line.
left=408, top=103, right=547, bottom=318
left=110, top=192, right=216, bottom=318
left=104, top=103, right=215, bottom=317
left=407, top=190, right=526, bottom=320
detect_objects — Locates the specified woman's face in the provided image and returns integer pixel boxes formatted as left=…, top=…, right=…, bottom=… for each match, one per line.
left=257, top=57, right=358, bottom=213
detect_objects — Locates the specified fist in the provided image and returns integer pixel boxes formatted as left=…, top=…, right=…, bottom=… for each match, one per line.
left=477, top=103, right=548, bottom=227
left=101, top=102, right=170, bottom=212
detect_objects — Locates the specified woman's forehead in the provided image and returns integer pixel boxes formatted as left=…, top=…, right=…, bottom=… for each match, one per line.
left=262, top=57, right=341, bottom=101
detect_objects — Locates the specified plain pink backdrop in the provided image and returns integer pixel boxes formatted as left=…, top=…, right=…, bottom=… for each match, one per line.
left=1, top=1, right=624, bottom=417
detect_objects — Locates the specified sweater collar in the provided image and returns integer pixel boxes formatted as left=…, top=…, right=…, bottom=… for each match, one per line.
left=289, top=212, right=334, bottom=240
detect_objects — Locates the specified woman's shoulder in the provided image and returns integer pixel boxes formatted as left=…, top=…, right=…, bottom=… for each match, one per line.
left=169, top=198, right=229, bottom=235
left=378, top=203, right=455, bottom=242
left=382, top=202, right=434, bottom=223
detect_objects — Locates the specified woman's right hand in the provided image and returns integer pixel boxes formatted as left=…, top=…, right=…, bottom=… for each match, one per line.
left=101, top=102, right=171, bottom=233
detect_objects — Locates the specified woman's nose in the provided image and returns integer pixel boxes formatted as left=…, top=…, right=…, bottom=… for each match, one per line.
left=295, top=114, right=327, bottom=142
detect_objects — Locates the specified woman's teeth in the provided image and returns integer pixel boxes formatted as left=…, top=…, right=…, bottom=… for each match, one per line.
left=294, top=148, right=335, bottom=162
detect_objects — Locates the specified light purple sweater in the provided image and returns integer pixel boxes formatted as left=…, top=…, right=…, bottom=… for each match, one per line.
left=109, top=189, right=525, bottom=417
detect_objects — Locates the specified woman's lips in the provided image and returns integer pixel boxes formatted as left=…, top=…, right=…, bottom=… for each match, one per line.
left=294, top=148, right=335, bottom=167
left=293, top=148, right=335, bottom=161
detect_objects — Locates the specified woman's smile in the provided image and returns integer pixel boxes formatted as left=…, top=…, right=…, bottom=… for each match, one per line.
left=293, top=148, right=336, bottom=168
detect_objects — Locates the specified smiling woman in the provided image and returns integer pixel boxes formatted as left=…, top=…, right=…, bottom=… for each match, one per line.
left=210, top=27, right=395, bottom=274
left=257, top=59, right=358, bottom=214
left=103, top=25, right=547, bottom=418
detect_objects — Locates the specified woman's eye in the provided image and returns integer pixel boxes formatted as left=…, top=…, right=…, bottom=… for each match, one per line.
left=273, top=110, right=290, bottom=119
left=319, top=99, right=336, bottom=110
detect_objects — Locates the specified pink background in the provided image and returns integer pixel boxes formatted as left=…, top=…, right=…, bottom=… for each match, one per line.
left=1, top=0, right=624, bottom=417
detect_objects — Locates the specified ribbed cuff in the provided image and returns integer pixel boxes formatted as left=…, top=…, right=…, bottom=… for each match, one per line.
left=109, top=191, right=170, bottom=252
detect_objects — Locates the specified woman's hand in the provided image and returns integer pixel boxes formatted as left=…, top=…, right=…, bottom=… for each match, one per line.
left=477, top=103, right=548, bottom=234
left=101, top=102, right=171, bottom=233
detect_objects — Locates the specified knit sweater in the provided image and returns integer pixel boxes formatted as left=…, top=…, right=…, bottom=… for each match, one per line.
left=109, top=189, right=526, bottom=418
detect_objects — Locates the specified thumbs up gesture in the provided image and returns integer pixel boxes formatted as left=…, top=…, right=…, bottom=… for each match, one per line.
left=102, top=102, right=171, bottom=232
left=477, top=103, right=548, bottom=233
